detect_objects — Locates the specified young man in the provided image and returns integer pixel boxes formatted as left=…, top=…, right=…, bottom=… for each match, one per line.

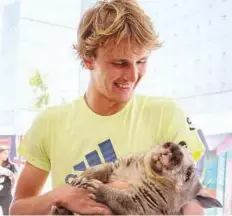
left=10, top=0, right=205, bottom=215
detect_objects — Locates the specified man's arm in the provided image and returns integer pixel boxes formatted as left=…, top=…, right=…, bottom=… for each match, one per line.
left=10, top=162, right=56, bottom=214
left=10, top=162, right=112, bottom=215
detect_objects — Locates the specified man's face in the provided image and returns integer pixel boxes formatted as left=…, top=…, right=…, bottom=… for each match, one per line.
left=86, top=40, right=150, bottom=103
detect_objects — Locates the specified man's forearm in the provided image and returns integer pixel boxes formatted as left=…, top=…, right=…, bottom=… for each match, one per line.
left=10, top=191, right=56, bottom=215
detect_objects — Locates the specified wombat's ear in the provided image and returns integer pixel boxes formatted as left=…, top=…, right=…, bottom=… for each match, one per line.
left=195, top=188, right=222, bottom=208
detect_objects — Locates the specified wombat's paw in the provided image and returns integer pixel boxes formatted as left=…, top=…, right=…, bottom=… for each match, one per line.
left=83, top=179, right=105, bottom=202
left=50, top=205, right=74, bottom=215
left=71, top=176, right=89, bottom=188
left=152, top=142, right=183, bottom=173
left=84, top=179, right=103, bottom=192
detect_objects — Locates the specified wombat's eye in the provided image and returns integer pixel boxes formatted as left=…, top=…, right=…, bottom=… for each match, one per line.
left=185, top=166, right=194, bottom=182
left=179, top=141, right=188, bottom=148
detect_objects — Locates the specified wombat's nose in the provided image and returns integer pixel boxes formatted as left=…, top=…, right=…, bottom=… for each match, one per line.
left=163, top=142, right=184, bottom=166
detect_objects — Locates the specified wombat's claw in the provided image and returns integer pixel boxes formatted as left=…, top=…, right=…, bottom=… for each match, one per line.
left=88, top=193, right=97, bottom=200
left=84, top=179, right=103, bottom=193
left=71, top=176, right=88, bottom=188
left=84, top=179, right=105, bottom=202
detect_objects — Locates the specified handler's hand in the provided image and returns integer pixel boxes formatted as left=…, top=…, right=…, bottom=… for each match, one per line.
left=53, top=184, right=112, bottom=215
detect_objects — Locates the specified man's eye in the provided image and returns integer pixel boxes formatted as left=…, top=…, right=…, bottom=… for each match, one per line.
left=137, top=60, right=146, bottom=64
left=112, top=62, right=127, bottom=66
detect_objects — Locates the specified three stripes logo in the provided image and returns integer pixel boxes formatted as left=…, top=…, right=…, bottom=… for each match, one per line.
left=65, top=139, right=117, bottom=184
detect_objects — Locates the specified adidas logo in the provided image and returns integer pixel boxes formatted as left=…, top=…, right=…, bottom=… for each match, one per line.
left=65, top=139, right=117, bottom=184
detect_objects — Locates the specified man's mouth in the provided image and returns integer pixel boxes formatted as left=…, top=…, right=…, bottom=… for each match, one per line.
left=114, top=83, right=131, bottom=90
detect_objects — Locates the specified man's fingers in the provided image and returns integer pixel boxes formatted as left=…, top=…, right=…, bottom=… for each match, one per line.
left=72, top=187, right=112, bottom=214
left=83, top=206, right=112, bottom=215
left=86, top=199, right=108, bottom=208
left=93, top=207, right=112, bottom=215
left=81, top=199, right=112, bottom=214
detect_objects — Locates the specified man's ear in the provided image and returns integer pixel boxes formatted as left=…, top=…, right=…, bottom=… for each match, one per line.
left=83, top=58, right=94, bottom=70
left=195, top=188, right=222, bottom=208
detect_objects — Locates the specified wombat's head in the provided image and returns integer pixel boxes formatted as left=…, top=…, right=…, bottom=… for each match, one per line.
left=147, top=142, right=222, bottom=210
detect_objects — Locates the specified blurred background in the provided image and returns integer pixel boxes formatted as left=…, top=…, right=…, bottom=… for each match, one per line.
left=0, top=0, right=232, bottom=215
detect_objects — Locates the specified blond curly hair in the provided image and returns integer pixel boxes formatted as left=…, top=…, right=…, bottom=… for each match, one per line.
left=74, top=0, right=162, bottom=65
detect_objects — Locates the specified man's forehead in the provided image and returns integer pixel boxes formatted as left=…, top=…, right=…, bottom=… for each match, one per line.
left=99, top=40, right=150, bottom=59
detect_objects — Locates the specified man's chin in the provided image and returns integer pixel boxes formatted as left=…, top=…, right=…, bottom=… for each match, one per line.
left=113, top=94, right=133, bottom=104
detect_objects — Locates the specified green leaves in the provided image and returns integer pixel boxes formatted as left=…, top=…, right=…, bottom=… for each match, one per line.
left=29, top=69, right=50, bottom=109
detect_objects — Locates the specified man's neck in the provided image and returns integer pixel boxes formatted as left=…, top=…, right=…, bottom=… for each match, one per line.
left=84, top=88, right=127, bottom=116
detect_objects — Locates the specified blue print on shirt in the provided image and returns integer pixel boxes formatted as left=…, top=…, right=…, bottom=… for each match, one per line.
left=65, top=139, right=117, bottom=184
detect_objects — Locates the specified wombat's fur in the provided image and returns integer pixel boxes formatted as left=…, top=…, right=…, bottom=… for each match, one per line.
left=51, top=141, right=222, bottom=215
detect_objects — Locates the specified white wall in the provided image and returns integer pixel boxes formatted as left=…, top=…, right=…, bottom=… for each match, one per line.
left=18, top=0, right=82, bottom=108
left=0, top=0, right=82, bottom=134
left=137, top=0, right=232, bottom=139
left=137, top=0, right=232, bottom=114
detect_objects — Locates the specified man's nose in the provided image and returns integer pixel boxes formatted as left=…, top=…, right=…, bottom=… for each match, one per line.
left=123, top=64, right=138, bottom=82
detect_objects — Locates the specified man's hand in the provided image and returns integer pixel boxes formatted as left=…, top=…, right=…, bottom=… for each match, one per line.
left=10, top=162, right=112, bottom=215
left=52, top=184, right=112, bottom=215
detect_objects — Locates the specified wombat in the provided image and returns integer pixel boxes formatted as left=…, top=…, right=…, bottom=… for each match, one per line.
left=51, top=141, right=222, bottom=215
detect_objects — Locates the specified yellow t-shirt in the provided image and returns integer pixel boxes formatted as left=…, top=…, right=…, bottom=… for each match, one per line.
left=18, top=95, right=205, bottom=189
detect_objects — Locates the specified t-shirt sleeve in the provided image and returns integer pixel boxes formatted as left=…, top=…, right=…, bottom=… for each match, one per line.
left=159, top=100, right=205, bottom=162
left=18, top=110, right=51, bottom=172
